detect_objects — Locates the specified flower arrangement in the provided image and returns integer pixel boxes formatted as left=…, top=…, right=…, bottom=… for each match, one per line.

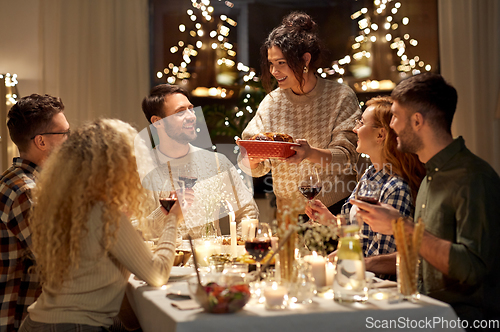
left=198, top=173, right=233, bottom=238
left=297, top=221, right=338, bottom=257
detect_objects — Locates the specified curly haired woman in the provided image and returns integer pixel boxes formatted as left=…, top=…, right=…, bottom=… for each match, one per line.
left=306, top=96, right=425, bottom=278
left=19, top=119, right=182, bottom=331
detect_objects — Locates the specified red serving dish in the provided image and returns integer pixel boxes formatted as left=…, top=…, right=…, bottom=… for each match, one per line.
left=238, top=140, right=299, bottom=159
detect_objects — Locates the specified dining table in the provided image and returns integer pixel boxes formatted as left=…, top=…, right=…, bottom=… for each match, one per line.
left=126, top=268, right=464, bottom=332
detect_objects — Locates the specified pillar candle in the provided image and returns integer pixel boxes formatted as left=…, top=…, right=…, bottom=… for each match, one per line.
left=304, top=252, right=327, bottom=288
left=230, top=218, right=237, bottom=258
left=326, top=261, right=335, bottom=287
left=241, top=218, right=258, bottom=240
left=195, top=240, right=216, bottom=266
left=271, top=236, right=279, bottom=251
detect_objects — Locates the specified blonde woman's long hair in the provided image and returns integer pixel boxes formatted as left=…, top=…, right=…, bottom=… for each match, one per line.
left=31, top=119, right=152, bottom=288
left=367, top=96, right=426, bottom=202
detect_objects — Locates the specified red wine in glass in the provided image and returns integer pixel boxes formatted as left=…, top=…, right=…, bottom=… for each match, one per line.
left=159, top=197, right=177, bottom=212
left=245, top=239, right=271, bottom=262
left=159, top=191, right=177, bottom=212
left=357, top=196, right=379, bottom=204
left=299, top=185, right=322, bottom=200
left=178, top=176, right=197, bottom=189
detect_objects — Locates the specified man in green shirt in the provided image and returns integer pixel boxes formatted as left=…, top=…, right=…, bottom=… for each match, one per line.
left=353, top=73, right=500, bottom=325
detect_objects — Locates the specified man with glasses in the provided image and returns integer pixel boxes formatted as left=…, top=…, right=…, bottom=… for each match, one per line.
left=0, top=94, right=69, bottom=331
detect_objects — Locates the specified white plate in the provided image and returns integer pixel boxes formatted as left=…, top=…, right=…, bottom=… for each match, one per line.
left=169, top=266, right=196, bottom=281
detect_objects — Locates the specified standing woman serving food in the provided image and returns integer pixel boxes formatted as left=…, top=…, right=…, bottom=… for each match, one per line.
left=239, top=12, right=361, bottom=214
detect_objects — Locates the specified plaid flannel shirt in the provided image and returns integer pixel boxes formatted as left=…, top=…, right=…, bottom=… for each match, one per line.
left=0, top=158, right=41, bottom=332
left=342, top=165, right=413, bottom=257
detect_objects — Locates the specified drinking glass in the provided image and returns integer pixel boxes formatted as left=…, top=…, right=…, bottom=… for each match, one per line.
left=354, top=179, right=381, bottom=205
left=298, top=168, right=322, bottom=201
left=244, top=223, right=272, bottom=277
left=177, top=164, right=197, bottom=189
left=159, top=190, right=177, bottom=213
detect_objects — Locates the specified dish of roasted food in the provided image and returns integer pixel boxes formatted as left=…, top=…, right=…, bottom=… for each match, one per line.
left=238, top=133, right=299, bottom=159
left=221, top=236, right=245, bottom=246
left=250, top=132, right=294, bottom=143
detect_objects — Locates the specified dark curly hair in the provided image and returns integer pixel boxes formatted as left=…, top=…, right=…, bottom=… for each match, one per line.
left=7, top=94, right=65, bottom=153
left=260, top=12, right=324, bottom=93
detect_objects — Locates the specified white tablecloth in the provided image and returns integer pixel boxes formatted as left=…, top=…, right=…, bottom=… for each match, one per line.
left=126, top=275, right=463, bottom=332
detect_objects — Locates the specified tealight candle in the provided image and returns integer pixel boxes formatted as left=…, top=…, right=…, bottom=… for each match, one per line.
left=304, top=252, right=327, bottom=288
left=263, top=282, right=287, bottom=310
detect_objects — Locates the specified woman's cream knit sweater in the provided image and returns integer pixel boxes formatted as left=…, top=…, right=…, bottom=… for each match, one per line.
left=241, top=78, right=361, bottom=208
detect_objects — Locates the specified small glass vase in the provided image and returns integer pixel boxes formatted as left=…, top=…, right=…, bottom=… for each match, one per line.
left=288, top=260, right=315, bottom=304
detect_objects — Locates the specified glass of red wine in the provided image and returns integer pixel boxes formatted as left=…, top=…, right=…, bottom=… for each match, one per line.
left=354, top=179, right=381, bottom=205
left=298, top=168, right=322, bottom=220
left=178, top=164, right=197, bottom=189
left=244, top=222, right=272, bottom=277
left=159, top=190, right=178, bottom=213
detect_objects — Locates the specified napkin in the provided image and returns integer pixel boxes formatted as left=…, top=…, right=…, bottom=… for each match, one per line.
left=171, top=300, right=201, bottom=310
left=371, top=277, right=397, bottom=289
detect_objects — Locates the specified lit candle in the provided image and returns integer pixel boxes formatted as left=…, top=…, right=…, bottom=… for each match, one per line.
left=271, top=236, right=279, bottom=251
left=241, top=218, right=258, bottom=240
left=230, top=219, right=237, bottom=258
left=195, top=240, right=215, bottom=266
left=304, top=252, right=327, bottom=288
left=227, top=200, right=237, bottom=258
left=263, top=282, right=287, bottom=309
left=326, top=261, right=335, bottom=287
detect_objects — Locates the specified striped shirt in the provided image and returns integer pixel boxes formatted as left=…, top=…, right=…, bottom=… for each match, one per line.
left=0, top=158, right=41, bottom=332
left=342, top=165, right=413, bottom=258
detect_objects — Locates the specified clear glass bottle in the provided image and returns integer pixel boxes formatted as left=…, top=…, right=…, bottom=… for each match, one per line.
left=332, top=217, right=367, bottom=302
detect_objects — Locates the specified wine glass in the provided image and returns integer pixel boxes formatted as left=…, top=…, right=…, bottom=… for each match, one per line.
left=178, top=164, right=198, bottom=189
left=244, top=223, right=272, bottom=277
left=354, top=179, right=381, bottom=205
left=159, top=178, right=179, bottom=213
left=298, top=168, right=322, bottom=201
left=159, top=189, right=178, bottom=213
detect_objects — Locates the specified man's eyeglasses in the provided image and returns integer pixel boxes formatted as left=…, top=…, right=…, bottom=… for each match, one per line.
left=30, top=130, right=71, bottom=140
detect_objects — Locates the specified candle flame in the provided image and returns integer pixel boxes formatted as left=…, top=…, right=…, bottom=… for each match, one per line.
left=226, top=200, right=236, bottom=221
left=226, top=200, right=234, bottom=213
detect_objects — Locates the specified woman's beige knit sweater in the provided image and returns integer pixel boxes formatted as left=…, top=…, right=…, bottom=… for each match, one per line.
left=241, top=78, right=361, bottom=209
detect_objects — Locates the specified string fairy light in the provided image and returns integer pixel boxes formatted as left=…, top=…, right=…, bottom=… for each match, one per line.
left=1, top=73, right=19, bottom=106
left=160, top=0, right=256, bottom=100
left=322, top=0, right=430, bottom=92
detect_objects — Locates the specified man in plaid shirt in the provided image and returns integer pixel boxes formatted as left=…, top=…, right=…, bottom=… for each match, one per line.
left=1, top=94, right=69, bottom=331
